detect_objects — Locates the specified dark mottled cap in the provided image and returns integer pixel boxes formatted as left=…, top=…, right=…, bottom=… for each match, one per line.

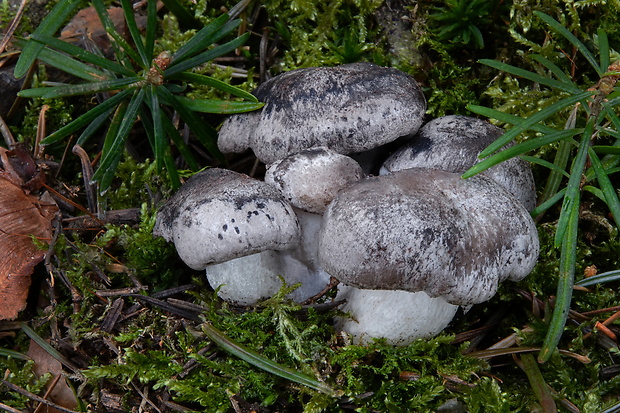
left=318, top=168, right=539, bottom=305
left=153, top=168, right=300, bottom=270
left=219, top=63, right=427, bottom=164
left=381, top=115, right=536, bottom=210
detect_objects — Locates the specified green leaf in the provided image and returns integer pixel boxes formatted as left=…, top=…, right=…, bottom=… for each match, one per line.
left=173, top=72, right=258, bottom=102
left=144, top=0, right=157, bottom=61
left=121, top=0, right=148, bottom=67
left=92, top=0, right=140, bottom=69
left=592, top=145, right=620, bottom=155
left=538, top=197, right=578, bottom=364
left=478, top=91, right=593, bottom=158
left=479, top=59, right=581, bottom=94
left=201, top=322, right=339, bottom=397
left=466, top=105, right=557, bottom=134
left=93, top=88, right=146, bottom=191
left=165, top=32, right=250, bottom=78
left=534, top=11, right=603, bottom=77
left=462, top=128, right=579, bottom=178
left=156, top=86, right=224, bottom=162
left=19, top=77, right=140, bottom=99
left=76, top=110, right=113, bottom=146
left=177, top=96, right=264, bottom=114
left=530, top=54, right=574, bottom=85
left=520, top=155, right=571, bottom=178
left=14, top=0, right=82, bottom=78
left=589, top=148, right=620, bottom=228
left=41, top=89, right=134, bottom=145
left=554, top=119, right=595, bottom=247
left=170, top=14, right=230, bottom=65
left=530, top=188, right=566, bottom=218
left=30, top=33, right=135, bottom=77
left=145, top=85, right=165, bottom=170
left=598, top=29, right=610, bottom=72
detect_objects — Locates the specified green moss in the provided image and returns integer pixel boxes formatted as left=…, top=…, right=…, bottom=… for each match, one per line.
left=261, top=0, right=383, bottom=70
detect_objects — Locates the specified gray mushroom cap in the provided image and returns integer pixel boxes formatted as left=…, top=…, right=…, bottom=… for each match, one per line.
left=265, top=147, right=365, bottom=214
left=380, top=115, right=537, bottom=210
left=318, top=168, right=539, bottom=305
left=153, top=168, right=300, bottom=271
left=218, top=62, right=427, bottom=164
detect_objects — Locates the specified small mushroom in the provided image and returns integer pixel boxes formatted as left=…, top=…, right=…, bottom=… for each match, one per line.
left=219, top=63, right=427, bottom=164
left=380, top=115, right=536, bottom=210
left=264, top=147, right=365, bottom=296
left=318, top=168, right=539, bottom=345
left=153, top=168, right=319, bottom=305
left=265, top=146, right=365, bottom=214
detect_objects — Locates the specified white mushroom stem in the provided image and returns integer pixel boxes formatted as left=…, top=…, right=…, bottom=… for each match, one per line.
left=335, top=285, right=459, bottom=346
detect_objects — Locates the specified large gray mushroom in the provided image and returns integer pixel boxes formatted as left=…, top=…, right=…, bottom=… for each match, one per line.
left=218, top=63, right=427, bottom=164
left=153, top=168, right=325, bottom=305
left=380, top=115, right=536, bottom=210
left=318, top=168, right=539, bottom=345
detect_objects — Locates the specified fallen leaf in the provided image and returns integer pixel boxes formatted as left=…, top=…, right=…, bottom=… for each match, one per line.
left=28, top=339, right=79, bottom=412
left=0, top=177, right=57, bottom=320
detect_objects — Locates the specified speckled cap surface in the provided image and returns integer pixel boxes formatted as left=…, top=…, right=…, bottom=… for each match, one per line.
left=153, top=168, right=300, bottom=270
left=318, top=168, right=539, bottom=305
left=381, top=115, right=537, bottom=210
left=218, top=63, right=427, bottom=164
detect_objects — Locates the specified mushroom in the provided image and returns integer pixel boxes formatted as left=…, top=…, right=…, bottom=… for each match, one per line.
left=264, top=147, right=366, bottom=296
left=218, top=62, right=427, bottom=164
left=153, top=168, right=326, bottom=305
left=380, top=115, right=536, bottom=210
left=318, top=168, right=539, bottom=345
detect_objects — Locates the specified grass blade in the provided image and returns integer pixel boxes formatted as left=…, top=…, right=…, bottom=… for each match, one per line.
left=121, top=0, right=148, bottom=67
left=144, top=0, right=157, bottom=61
left=19, top=77, right=140, bottom=99
left=538, top=196, right=578, bottom=364
left=530, top=54, right=574, bottom=85
left=589, top=148, right=620, bottom=228
left=520, top=156, right=570, bottom=178
left=36, top=51, right=106, bottom=82
left=14, top=0, right=81, bottom=78
left=530, top=188, right=566, bottom=218
left=462, top=128, right=578, bottom=178
left=157, top=86, right=224, bottom=162
left=466, top=106, right=564, bottom=135
left=598, top=29, right=610, bottom=72
left=201, top=322, right=339, bottom=396
left=165, top=32, right=250, bottom=77
left=478, top=91, right=593, bottom=158
left=41, top=89, right=134, bottom=145
left=92, top=0, right=139, bottom=69
left=170, top=14, right=230, bottom=64
left=479, top=59, right=580, bottom=94
left=176, top=96, right=264, bottom=114
left=146, top=85, right=165, bottom=170
left=0, top=348, right=30, bottom=360
left=93, top=89, right=145, bottom=192
left=19, top=323, right=79, bottom=372
left=173, top=72, right=258, bottom=101
left=534, top=11, right=602, bottom=76
left=31, top=33, right=135, bottom=77
left=520, top=353, right=558, bottom=412
left=554, top=119, right=594, bottom=247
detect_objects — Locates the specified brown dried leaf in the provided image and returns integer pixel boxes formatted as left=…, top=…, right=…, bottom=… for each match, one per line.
left=0, top=177, right=57, bottom=320
left=27, top=339, right=79, bottom=412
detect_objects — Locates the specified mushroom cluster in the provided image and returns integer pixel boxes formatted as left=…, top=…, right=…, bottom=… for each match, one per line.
left=154, top=63, right=540, bottom=345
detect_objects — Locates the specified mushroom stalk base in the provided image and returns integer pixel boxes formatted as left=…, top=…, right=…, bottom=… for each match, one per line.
left=335, top=285, right=459, bottom=346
